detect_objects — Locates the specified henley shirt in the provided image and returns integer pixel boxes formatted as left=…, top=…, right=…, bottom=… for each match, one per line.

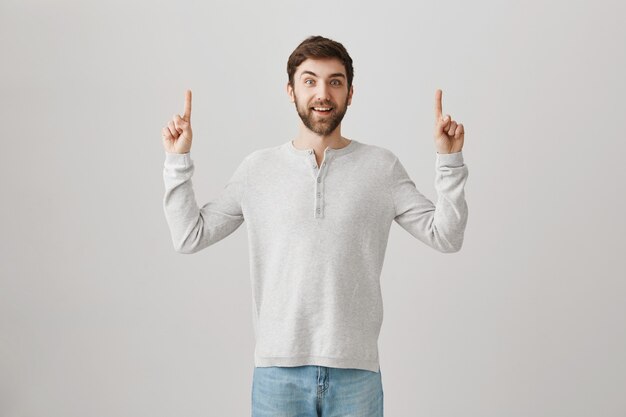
left=162, top=138, right=469, bottom=372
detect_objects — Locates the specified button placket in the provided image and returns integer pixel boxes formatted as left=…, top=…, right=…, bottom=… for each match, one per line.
left=314, top=178, right=324, bottom=218
left=301, top=148, right=335, bottom=219
left=308, top=152, right=319, bottom=177
left=313, top=152, right=332, bottom=218
left=289, top=140, right=356, bottom=218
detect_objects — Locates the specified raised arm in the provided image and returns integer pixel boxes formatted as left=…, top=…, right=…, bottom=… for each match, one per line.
left=391, top=152, right=468, bottom=253
left=391, top=89, right=468, bottom=252
left=161, top=89, right=248, bottom=253
left=162, top=152, right=248, bottom=253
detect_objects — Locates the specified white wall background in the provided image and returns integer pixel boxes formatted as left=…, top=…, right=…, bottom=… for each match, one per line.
left=1, top=0, right=624, bottom=416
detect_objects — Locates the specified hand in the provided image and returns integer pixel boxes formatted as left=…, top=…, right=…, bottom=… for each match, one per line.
left=162, top=89, right=193, bottom=154
left=433, top=89, right=464, bottom=154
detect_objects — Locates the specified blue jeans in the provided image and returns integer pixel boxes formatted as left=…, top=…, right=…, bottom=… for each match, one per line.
left=251, top=365, right=384, bottom=417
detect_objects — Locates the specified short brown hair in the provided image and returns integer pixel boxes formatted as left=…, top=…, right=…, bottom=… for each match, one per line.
left=287, top=35, right=354, bottom=91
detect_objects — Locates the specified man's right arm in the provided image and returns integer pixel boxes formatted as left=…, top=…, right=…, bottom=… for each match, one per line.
left=162, top=151, right=248, bottom=254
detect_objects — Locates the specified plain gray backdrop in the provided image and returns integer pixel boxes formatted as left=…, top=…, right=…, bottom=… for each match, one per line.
left=1, top=0, right=625, bottom=416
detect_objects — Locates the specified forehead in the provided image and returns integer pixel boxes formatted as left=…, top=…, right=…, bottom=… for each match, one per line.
left=296, top=57, right=346, bottom=77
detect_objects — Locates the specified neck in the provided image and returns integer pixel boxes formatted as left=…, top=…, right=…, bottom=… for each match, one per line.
left=292, top=125, right=350, bottom=151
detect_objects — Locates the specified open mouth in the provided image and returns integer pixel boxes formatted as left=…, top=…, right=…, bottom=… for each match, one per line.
left=311, top=106, right=333, bottom=116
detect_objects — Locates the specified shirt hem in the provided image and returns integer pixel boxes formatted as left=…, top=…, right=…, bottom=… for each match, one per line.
left=254, top=355, right=380, bottom=373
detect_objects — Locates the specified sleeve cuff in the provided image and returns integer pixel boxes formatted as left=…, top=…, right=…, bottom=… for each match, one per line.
left=164, top=151, right=192, bottom=168
left=436, top=150, right=464, bottom=168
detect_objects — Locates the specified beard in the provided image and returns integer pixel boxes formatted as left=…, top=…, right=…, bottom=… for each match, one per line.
left=293, top=92, right=349, bottom=136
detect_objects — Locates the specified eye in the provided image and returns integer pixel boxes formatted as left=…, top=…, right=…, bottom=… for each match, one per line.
left=304, top=79, right=314, bottom=85
left=331, top=79, right=342, bottom=86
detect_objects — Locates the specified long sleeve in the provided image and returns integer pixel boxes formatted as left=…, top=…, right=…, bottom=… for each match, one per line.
left=162, top=151, right=248, bottom=254
left=391, top=151, right=468, bottom=253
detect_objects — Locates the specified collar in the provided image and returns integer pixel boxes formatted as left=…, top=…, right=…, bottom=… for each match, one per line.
left=285, top=138, right=359, bottom=158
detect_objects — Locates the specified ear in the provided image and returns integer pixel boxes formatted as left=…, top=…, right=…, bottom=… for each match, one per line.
left=347, top=84, right=354, bottom=106
left=286, top=82, right=295, bottom=103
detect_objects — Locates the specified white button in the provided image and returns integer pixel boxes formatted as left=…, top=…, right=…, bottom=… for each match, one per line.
left=317, top=178, right=321, bottom=183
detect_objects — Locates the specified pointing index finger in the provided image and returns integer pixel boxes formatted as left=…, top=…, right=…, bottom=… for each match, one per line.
left=435, top=89, right=443, bottom=122
left=183, top=89, right=192, bottom=121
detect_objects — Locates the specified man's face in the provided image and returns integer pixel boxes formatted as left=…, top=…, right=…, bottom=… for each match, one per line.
left=287, top=58, right=353, bottom=136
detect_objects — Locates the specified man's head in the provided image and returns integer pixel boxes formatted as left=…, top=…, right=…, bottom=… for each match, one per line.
left=286, top=35, right=355, bottom=137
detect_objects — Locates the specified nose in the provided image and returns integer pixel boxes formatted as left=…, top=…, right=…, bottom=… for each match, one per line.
left=315, top=83, right=331, bottom=103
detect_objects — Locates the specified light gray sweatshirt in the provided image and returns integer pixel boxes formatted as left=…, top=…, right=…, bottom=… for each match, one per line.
left=162, top=139, right=468, bottom=372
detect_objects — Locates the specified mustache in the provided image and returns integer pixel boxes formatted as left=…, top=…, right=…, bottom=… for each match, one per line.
left=310, top=103, right=334, bottom=108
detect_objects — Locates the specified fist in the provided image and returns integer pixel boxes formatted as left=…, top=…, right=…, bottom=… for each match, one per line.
left=162, top=89, right=193, bottom=154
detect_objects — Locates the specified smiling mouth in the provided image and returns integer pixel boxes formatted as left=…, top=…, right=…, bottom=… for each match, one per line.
left=311, top=107, right=333, bottom=116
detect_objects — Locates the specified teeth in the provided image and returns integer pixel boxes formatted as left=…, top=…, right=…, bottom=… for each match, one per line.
left=313, top=107, right=332, bottom=111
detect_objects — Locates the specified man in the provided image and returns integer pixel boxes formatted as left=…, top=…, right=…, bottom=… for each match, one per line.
left=161, top=35, right=468, bottom=417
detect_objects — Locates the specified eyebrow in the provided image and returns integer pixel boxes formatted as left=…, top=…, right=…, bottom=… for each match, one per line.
left=300, top=70, right=346, bottom=79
